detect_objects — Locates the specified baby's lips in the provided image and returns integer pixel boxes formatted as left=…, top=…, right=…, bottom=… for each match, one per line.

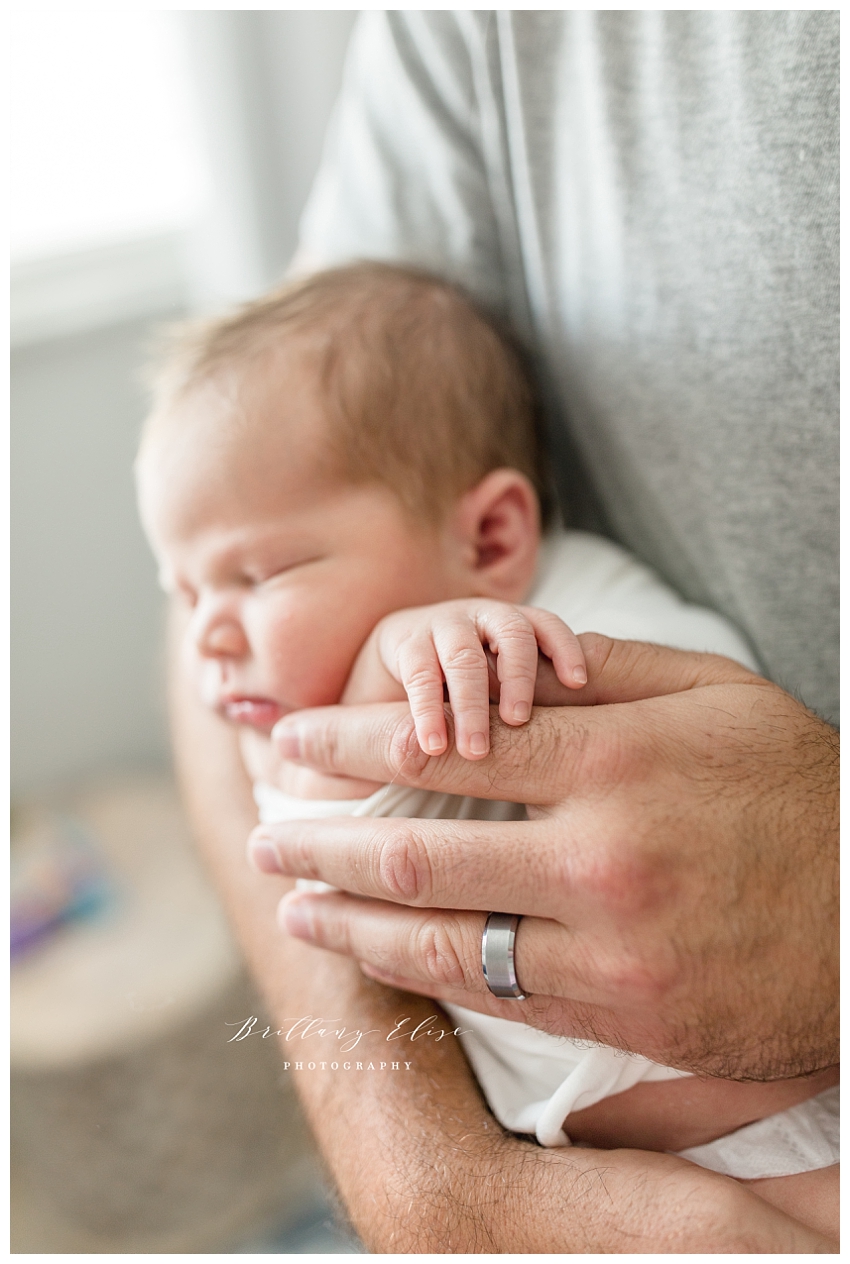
left=221, top=697, right=285, bottom=730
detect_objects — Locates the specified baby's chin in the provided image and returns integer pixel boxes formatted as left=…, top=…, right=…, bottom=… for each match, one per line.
left=264, top=761, right=382, bottom=802
left=237, top=720, right=380, bottom=800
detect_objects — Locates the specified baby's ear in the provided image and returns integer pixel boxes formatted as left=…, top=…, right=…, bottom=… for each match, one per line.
left=452, top=469, right=540, bottom=601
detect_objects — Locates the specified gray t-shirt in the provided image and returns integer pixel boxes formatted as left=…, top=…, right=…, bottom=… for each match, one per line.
left=300, top=11, right=838, bottom=721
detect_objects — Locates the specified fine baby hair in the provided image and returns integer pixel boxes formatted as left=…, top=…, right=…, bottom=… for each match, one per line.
left=142, top=261, right=553, bottom=525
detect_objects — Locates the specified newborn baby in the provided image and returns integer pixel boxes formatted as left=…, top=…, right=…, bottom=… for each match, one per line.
left=137, top=262, right=838, bottom=1239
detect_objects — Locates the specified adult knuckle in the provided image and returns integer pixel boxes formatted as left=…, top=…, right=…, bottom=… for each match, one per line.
left=603, top=950, right=670, bottom=1004
left=376, top=827, right=434, bottom=904
left=309, top=907, right=354, bottom=956
left=414, top=915, right=468, bottom=988
left=308, top=718, right=344, bottom=773
left=577, top=718, right=652, bottom=791
left=575, top=837, right=623, bottom=901
left=577, top=829, right=672, bottom=915
left=578, top=729, right=622, bottom=785
left=387, top=714, right=432, bottom=781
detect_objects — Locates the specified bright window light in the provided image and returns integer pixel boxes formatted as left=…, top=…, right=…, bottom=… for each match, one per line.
left=11, top=11, right=208, bottom=262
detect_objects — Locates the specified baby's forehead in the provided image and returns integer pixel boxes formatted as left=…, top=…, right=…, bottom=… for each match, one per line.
left=138, top=381, right=368, bottom=546
left=145, top=357, right=331, bottom=472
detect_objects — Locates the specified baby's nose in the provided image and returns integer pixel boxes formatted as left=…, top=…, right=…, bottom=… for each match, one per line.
left=202, top=621, right=248, bottom=658
left=192, top=604, right=249, bottom=660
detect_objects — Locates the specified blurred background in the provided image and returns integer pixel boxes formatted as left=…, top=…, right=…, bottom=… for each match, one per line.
left=11, top=11, right=364, bottom=1252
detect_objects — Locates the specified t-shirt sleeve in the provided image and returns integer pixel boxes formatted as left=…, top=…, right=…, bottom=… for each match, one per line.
left=298, top=11, right=511, bottom=314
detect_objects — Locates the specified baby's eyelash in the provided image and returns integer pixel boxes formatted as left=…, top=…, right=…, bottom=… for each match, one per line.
left=247, top=555, right=324, bottom=586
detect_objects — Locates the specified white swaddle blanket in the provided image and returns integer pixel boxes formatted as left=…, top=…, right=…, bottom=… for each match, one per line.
left=255, top=531, right=839, bottom=1177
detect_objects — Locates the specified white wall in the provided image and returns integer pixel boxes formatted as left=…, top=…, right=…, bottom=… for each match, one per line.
left=184, top=11, right=357, bottom=306
left=12, top=317, right=173, bottom=794
left=11, top=12, right=357, bottom=797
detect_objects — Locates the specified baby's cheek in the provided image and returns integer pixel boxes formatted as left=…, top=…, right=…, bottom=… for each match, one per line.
left=195, top=657, right=222, bottom=709
left=239, top=728, right=277, bottom=782
left=268, top=634, right=351, bottom=708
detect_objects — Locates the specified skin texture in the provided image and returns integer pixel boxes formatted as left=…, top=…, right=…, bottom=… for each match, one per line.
left=168, top=608, right=836, bottom=1251
left=257, top=635, right=838, bottom=1084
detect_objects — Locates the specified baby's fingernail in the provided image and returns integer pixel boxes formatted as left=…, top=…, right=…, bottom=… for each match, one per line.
left=469, top=732, right=488, bottom=756
left=511, top=701, right=531, bottom=723
left=248, top=837, right=282, bottom=873
left=426, top=732, right=444, bottom=752
left=572, top=666, right=587, bottom=685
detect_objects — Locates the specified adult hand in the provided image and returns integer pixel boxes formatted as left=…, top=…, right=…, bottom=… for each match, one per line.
left=249, top=635, right=838, bottom=1080
left=169, top=607, right=836, bottom=1253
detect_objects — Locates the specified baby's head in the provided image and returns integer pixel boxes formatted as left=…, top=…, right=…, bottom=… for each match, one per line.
left=137, top=262, right=550, bottom=731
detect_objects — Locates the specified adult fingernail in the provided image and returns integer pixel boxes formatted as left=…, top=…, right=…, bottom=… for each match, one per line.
left=469, top=732, right=488, bottom=755
left=248, top=837, right=281, bottom=874
left=512, top=701, right=531, bottom=723
left=278, top=896, right=314, bottom=939
left=271, top=718, right=301, bottom=759
left=572, top=666, right=587, bottom=685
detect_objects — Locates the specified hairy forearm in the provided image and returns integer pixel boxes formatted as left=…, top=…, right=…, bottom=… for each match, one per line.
left=167, top=609, right=833, bottom=1253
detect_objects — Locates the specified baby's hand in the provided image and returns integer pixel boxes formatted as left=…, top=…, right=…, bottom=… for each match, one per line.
left=363, top=599, right=587, bottom=761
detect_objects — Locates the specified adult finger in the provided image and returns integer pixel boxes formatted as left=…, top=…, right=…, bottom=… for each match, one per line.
left=352, top=962, right=600, bottom=1038
left=272, top=700, right=599, bottom=804
left=569, top=634, right=758, bottom=706
left=249, top=814, right=586, bottom=920
left=272, top=639, right=762, bottom=796
left=276, top=890, right=616, bottom=1006
left=532, top=636, right=759, bottom=709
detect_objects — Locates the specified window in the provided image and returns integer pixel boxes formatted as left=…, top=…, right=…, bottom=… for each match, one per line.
left=11, top=10, right=207, bottom=263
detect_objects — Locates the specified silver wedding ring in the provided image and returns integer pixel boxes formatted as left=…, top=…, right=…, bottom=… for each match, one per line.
left=481, top=912, right=527, bottom=999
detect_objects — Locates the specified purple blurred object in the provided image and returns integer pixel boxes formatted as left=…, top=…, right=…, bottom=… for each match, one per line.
left=11, top=814, right=115, bottom=960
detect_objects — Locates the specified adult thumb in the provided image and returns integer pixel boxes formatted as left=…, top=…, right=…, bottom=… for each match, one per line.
left=533, top=634, right=760, bottom=708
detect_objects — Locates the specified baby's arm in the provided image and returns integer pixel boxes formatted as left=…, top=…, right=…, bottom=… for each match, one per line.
left=343, top=598, right=587, bottom=760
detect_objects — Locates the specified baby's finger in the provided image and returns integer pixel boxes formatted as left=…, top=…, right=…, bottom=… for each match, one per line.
left=476, top=607, right=540, bottom=725
left=394, top=634, right=449, bottom=755
left=520, top=607, right=587, bottom=687
left=431, top=618, right=491, bottom=759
